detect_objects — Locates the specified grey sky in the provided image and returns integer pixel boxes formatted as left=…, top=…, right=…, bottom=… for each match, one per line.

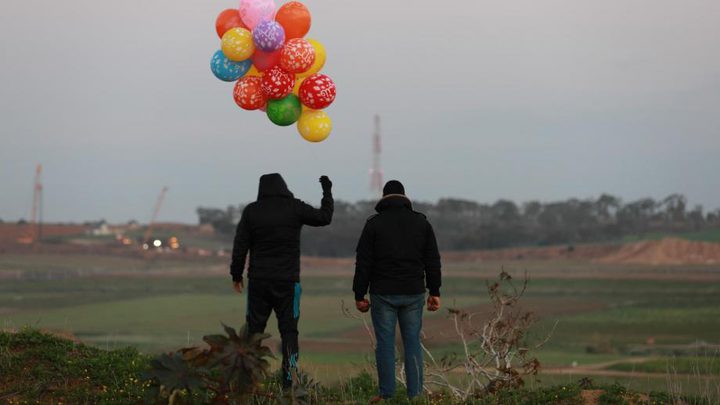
left=1, top=0, right=719, bottom=223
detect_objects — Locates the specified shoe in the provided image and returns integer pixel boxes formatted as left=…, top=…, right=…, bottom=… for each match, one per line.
left=369, top=396, right=385, bottom=404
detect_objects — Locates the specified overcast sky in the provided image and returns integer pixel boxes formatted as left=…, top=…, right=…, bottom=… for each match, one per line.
left=1, top=0, right=719, bottom=223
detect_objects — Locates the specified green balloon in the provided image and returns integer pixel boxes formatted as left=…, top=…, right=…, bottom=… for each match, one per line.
left=266, top=94, right=302, bottom=126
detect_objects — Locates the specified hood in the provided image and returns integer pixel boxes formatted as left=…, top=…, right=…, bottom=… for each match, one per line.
left=375, top=194, right=412, bottom=213
left=257, top=173, right=294, bottom=200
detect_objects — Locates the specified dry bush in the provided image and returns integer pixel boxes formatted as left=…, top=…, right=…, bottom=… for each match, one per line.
left=343, top=270, right=555, bottom=401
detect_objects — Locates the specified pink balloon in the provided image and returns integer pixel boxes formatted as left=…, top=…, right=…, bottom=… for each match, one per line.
left=239, top=0, right=277, bottom=31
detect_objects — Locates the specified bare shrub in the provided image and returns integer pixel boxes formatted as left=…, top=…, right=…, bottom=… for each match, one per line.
left=343, top=270, right=555, bottom=401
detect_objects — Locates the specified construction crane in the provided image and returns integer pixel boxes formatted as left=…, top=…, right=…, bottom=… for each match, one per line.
left=18, top=164, right=43, bottom=245
left=143, top=186, right=168, bottom=247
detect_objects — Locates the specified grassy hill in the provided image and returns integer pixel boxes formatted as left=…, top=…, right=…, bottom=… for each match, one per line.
left=0, top=328, right=700, bottom=404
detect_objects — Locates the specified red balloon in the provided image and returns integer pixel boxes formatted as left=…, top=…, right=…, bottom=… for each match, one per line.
left=261, top=66, right=295, bottom=100
left=299, top=74, right=336, bottom=110
left=251, top=49, right=282, bottom=72
left=234, top=76, right=267, bottom=110
left=275, top=1, right=311, bottom=39
left=280, top=38, right=315, bottom=74
left=216, top=9, right=247, bottom=38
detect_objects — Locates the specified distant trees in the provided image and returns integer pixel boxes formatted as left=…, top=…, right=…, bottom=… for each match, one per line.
left=196, top=206, right=243, bottom=235
left=197, top=193, right=720, bottom=257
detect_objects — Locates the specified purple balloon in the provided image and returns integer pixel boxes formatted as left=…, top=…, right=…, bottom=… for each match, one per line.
left=253, top=20, right=285, bottom=52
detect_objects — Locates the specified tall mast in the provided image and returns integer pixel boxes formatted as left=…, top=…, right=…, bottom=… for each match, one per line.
left=31, top=164, right=43, bottom=243
left=370, top=115, right=383, bottom=197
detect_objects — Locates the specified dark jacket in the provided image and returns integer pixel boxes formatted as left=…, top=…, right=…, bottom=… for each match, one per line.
left=353, top=195, right=441, bottom=301
left=230, top=174, right=333, bottom=282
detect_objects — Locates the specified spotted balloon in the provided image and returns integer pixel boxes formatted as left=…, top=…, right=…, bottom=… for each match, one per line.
left=298, top=74, right=336, bottom=110
left=233, top=76, right=267, bottom=110
left=280, top=38, right=315, bottom=74
left=253, top=20, right=285, bottom=52
left=221, top=27, right=255, bottom=61
left=261, top=65, right=295, bottom=100
left=211, top=50, right=252, bottom=82
left=239, top=0, right=276, bottom=30
left=266, top=94, right=302, bottom=126
left=297, top=110, right=332, bottom=142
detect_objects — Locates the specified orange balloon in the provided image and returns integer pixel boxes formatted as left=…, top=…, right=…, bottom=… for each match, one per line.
left=275, top=1, right=311, bottom=39
left=216, top=9, right=247, bottom=38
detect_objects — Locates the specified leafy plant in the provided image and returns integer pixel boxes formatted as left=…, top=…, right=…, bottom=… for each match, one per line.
left=143, top=323, right=273, bottom=404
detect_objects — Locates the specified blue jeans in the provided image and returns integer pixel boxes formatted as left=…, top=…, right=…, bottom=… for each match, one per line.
left=370, top=294, right=425, bottom=398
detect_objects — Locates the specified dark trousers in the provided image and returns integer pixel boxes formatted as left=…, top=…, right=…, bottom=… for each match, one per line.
left=246, top=278, right=302, bottom=388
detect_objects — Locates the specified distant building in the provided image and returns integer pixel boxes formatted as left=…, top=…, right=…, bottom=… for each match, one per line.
left=89, top=221, right=112, bottom=236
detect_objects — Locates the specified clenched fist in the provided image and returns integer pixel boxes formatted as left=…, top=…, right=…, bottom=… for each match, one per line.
left=319, top=175, right=332, bottom=192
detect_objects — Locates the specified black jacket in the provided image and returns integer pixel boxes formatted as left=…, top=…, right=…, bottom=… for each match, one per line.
left=230, top=174, right=333, bottom=282
left=353, top=195, right=441, bottom=301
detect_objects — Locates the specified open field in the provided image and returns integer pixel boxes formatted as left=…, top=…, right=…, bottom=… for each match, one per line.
left=2, top=252, right=720, bottom=398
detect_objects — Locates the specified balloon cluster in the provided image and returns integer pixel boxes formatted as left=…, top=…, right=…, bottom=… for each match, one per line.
left=211, top=1, right=336, bottom=143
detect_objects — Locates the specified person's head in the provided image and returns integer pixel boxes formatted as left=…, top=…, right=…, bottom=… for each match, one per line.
left=382, top=180, right=405, bottom=197
left=257, top=173, right=293, bottom=199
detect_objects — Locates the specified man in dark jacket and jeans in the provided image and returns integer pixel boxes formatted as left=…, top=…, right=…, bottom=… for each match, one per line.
left=353, top=180, right=442, bottom=400
left=231, top=173, right=333, bottom=389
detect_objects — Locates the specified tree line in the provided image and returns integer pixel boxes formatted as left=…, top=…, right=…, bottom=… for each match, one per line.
left=197, top=193, right=720, bottom=257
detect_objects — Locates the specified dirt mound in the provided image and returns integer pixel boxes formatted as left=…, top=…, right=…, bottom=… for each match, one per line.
left=597, top=237, right=720, bottom=265
left=444, top=238, right=720, bottom=266
left=442, top=243, right=620, bottom=262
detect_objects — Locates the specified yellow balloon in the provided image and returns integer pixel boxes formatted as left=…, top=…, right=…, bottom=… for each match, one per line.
left=247, top=65, right=262, bottom=77
left=221, top=28, right=255, bottom=62
left=297, top=110, right=332, bottom=142
left=292, top=76, right=306, bottom=95
left=298, top=39, right=326, bottom=78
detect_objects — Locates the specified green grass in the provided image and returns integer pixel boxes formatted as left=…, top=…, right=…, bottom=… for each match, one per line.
left=4, top=272, right=720, bottom=355
left=543, top=306, right=720, bottom=351
left=621, top=228, right=720, bottom=243
left=535, top=350, right=626, bottom=367
left=2, top=328, right=716, bottom=404
left=3, top=254, right=720, bottom=398
left=0, top=328, right=150, bottom=403
left=2, top=293, right=368, bottom=352
left=0, top=253, right=219, bottom=274
left=608, top=356, right=720, bottom=375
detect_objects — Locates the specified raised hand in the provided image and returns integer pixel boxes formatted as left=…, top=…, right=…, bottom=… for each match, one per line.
left=319, top=175, right=332, bottom=193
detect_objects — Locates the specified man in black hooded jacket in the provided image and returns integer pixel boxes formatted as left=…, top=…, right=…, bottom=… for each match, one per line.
left=230, top=173, right=333, bottom=389
left=353, top=180, right=441, bottom=400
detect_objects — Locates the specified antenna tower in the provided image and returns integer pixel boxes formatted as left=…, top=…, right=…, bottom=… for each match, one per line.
left=31, top=164, right=43, bottom=243
left=370, top=115, right=383, bottom=197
